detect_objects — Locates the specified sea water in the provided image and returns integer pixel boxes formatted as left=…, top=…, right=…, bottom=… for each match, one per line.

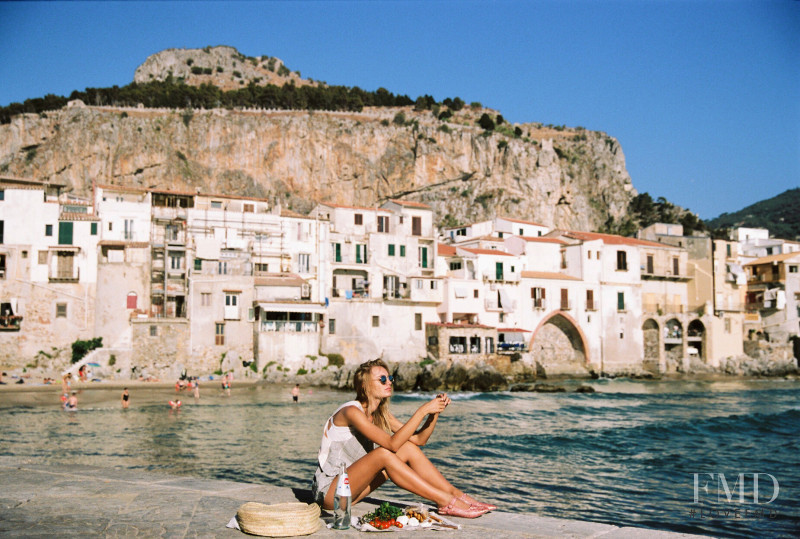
left=1, top=379, right=798, bottom=538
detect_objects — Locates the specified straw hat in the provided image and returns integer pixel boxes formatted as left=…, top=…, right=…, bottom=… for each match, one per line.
left=236, top=502, right=322, bottom=537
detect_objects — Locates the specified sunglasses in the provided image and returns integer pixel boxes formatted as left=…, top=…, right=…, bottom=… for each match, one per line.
left=377, top=375, right=394, bottom=384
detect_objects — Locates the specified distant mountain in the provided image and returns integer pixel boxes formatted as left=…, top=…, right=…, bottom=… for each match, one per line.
left=705, top=188, right=800, bottom=240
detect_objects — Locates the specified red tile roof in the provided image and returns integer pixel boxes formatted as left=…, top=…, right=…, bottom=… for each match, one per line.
left=564, top=230, right=666, bottom=248
left=387, top=199, right=432, bottom=209
left=498, top=216, right=547, bottom=227
left=426, top=322, right=495, bottom=329
left=437, top=243, right=457, bottom=256
left=518, top=236, right=567, bottom=244
left=459, top=247, right=515, bottom=257
left=497, top=327, right=531, bottom=333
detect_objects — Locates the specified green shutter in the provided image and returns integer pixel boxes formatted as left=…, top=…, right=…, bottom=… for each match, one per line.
left=90, top=222, right=97, bottom=235
left=334, top=243, right=341, bottom=262
left=421, top=247, right=428, bottom=268
left=388, top=244, right=395, bottom=256
left=58, top=222, right=73, bottom=245
left=496, top=262, right=504, bottom=280
left=617, top=292, right=625, bottom=311
left=400, top=245, right=406, bottom=257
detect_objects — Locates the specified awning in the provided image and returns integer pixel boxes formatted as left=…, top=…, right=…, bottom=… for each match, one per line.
left=454, top=287, right=468, bottom=298
left=257, top=302, right=326, bottom=314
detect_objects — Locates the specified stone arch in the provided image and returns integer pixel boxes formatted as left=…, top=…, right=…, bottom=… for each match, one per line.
left=687, top=319, right=706, bottom=362
left=530, top=312, right=590, bottom=376
left=642, top=318, right=660, bottom=364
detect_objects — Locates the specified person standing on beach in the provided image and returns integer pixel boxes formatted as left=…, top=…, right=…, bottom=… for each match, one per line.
left=121, top=388, right=130, bottom=409
left=193, top=378, right=200, bottom=400
left=291, top=384, right=300, bottom=403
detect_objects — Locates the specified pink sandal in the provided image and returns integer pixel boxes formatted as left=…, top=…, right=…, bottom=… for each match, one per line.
left=438, top=497, right=489, bottom=518
left=459, top=494, right=497, bottom=511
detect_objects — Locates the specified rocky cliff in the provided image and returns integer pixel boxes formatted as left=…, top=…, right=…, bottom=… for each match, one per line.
left=0, top=47, right=636, bottom=230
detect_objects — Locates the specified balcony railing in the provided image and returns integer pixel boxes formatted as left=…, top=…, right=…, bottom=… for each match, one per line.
left=0, top=315, right=22, bottom=331
left=49, top=268, right=80, bottom=283
left=259, top=321, right=318, bottom=333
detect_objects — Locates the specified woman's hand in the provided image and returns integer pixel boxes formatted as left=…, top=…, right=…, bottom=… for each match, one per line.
left=422, top=394, right=449, bottom=415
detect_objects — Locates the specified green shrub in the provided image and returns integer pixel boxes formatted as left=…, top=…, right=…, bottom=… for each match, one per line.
left=108, top=354, right=116, bottom=366
left=392, top=111, right=406, bottom=125
left=419, top=358, right=435, bottom=367
left=190, top=66, right=203, bottom=75
left=71, top=337, right=103, bottom=364
left=203, top=67, right=212, bottom=75
left=233, top=70, right=242, bottom=78
left=325, top=353, right=345, bottom=367
left=186, top=59, right=194, bottom=66
left=176, top=150, right=187, bottom=161
left=216, top=66, right=223, bottom=73
left=470, top=101, right=482, bottom=109
left=297, top=368, right=308, bottom=375
left=438, top=124, right=451, bottom=134
left=277, top=64, right=290, bottom=76
left=478, top=113, right=495, bottom=131
left=497, top=140, right=508, bottom=151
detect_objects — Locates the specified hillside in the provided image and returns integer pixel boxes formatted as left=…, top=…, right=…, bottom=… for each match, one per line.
left=706, top=188, right=800, bottom=240
left=0, top=46, right=637, bottom=231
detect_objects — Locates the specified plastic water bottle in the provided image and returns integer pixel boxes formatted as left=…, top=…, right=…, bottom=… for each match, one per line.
left=332, top=467, right=352, bottom=529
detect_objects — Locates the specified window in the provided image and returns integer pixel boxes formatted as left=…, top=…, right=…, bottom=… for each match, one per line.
left=354, top=213, right=363, bottom=226
left=332, top=243, right=341, bottom=263
left=215, top=323, right=225, bottom=345
left=44, top=224, right=53, bottom=236
left=194, top=258, right=202, bottom=271
left=211, top=200, right=222, bottom=209
left=126, top=292, right=137, bottom=309
left=560, top=289, right=569, bottom=310
left=56, top=303, right=67, bottom=318
left=372, top=315, right=380, bottom=327
left=388, top=244, right=396, bottom=256
left=0, top=254, right=5, bottom=279
left=473, top=289, right=479, bottom=298
left=0, top=190, right=3, bottom=200
left=587, top=251, right=591, bottom=260
left=531, top=287, right=546, bottom=309
left=248, top=308, right=255, bottom=322
left=726, top=244, right=732, bottom=257
left=38, top=251, right=47, bottom=264
left=449, top=261, right=462, bottom=271
left=58, top=222, right=73, bottom=245
left=377, top=215, right=389, bottom=233
left=519, top=228, right=524, bottom=235
left=0, top=220, right=3, bottom=244
left=243, top=203, right=254, bottom=213
left=646, top=254, right=654, bottom=274
left=415, top=280, right=424, bottom=290
left=415, top=313, right=422, bottom=331
left=469, top=336, right=481, bottom=354
left=560, top=250, right=567, bottom=269
left=124, top=219, right=134, bottom=240
left=21, top=250, right=27, bottom=259
left=201, top=293, right=211, bottom=306
left=617, top=292, right=625, bottom=311
left=449, top=336, right=466, bottom=353
left=616, top=250, right=628, bottom=271
left=486, top=337, right=495, bottom=353
left=430, top=280, right=437, bottom=290
left=150, top=325, right=158, bottom=337
left=672, top=257, right=679, bottom=276
left=412, top=216, right=422, bottom=236
left=419, top=246, right=428, bottom=268
left=170, top=254, right=183, bottom=270
left=107, top=222, right=112, bottom=232
left=586, top=290, right=595, bottom=311
left=789, top=266, right=798, bottom=274
left=329, top=319, right=336, bottom=335
left=356, top=244, right=368, bottom=264
left=90, top=222, right=97, bottom=235
left=224, top=293, right=240, bottom=320
left=400, top=245, right=406, bottom=257
left=298, top=253, right=310, bottom=273
left=495, top=262, right=504, bottom=281
left=218, top=261, right=228, bottom=275
left=165, top=225, right=179, bottom=241
left=255, top=263, right=269, bottom=274
left=724, top=318, right=731, bottom=333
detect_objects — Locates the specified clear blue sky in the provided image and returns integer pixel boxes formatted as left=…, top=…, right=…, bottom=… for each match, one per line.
left=1, top=0, right=797, bottom=219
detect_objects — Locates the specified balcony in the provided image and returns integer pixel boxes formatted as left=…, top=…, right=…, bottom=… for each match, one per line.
left=0, top=315, right=22, bottom=331
left=498, top=342, right=528, bottom=353
left=533, top=298, right=547, bottom=310
left=49, top=268, right=80, bottom=283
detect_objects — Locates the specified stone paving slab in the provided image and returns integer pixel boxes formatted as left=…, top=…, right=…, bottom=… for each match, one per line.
left=0, top=459, right=708, bottom=538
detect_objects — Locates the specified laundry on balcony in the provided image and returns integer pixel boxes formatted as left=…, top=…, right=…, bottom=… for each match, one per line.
left=726, top=263, right=747, bottom=285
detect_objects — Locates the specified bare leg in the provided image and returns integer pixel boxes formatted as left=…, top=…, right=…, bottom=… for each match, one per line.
left=395, top=442, right=465, bottom=498
left=322, top=448, right=471, bottom=511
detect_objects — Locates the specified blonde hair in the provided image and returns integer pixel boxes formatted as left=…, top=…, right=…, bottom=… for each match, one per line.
left=354, top=359, right=392, bottom=432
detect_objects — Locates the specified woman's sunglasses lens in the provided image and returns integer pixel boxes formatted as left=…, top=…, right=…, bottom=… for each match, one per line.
left=379, top=375, right=394, bottom=384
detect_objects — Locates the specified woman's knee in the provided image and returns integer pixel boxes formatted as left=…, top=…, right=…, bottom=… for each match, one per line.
left=396, top=441, right=424, bottom=461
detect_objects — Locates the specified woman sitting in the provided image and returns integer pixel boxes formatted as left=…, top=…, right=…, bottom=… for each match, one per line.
left=311, top=359, right=495, bottom=518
